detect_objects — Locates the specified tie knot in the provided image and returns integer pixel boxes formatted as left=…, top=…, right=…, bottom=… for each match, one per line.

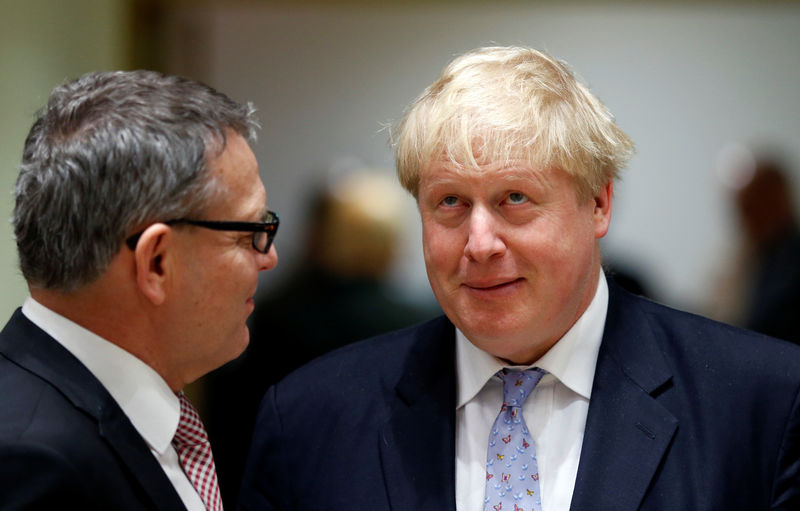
left=173, top=392, right=210, bottom=448
left=499, top=368, right=545, bottom=410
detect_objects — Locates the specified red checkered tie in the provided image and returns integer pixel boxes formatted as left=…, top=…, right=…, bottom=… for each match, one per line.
left=172, top=392, right=224, bottom=511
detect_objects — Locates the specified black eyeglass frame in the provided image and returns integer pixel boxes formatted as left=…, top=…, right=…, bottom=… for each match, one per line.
left=125, top=211, right=279, bottom=253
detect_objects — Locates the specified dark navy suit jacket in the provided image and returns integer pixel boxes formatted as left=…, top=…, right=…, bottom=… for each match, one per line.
left=238, top=282, right=800, bottom=510
left=0, top=309, right=187, bottom=510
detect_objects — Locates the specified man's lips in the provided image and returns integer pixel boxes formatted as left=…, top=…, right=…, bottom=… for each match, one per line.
left=463, top=277, right=524, bottom=290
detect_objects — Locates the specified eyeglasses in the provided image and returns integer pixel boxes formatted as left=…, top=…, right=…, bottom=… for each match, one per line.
left=125, top=211, right=279, bottom=254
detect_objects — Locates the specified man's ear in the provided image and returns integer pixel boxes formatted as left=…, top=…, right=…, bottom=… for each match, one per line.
left=593, top=181, right=613, bottom=239
left=133, top=223, right=173, bottom=305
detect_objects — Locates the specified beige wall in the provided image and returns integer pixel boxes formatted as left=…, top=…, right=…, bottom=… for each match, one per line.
left=0, top=0, right=129, bottom=319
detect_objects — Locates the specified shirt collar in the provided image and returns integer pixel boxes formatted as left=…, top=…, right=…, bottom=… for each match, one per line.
left=456, top=271, right=609, bottom=409
left=22, top=296, right=180, bottom=453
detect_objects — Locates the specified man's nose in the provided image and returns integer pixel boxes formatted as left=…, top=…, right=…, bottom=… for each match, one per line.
left=258, top=245, right=278, bottom=271
left=463, top=207, right=506, bottom=262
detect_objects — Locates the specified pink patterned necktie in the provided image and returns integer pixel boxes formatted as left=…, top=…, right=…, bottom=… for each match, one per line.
left=172, top=392, right=224, bottom=511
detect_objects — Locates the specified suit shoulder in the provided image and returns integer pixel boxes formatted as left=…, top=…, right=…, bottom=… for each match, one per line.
left=0, top=354, right=98, bottom=444
left=286, top=315, right=451, bottom=376
left=640, top=294, right=799, bottom=346
left=273, top=315, right=453, bottom=404
left=0, top=359, right=104, bottom=507
left=0, top=354, right=67, bottom=434
left=0, top=437, right=97, bottom=508
left=623, top=291, right=800, bottom=376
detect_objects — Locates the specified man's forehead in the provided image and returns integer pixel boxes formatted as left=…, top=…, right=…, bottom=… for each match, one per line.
left=421, top=158, right=557, bottom=183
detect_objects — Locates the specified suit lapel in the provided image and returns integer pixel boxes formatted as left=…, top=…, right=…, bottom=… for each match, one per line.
left=379, top=316, right=458, bottom=511
left=570, top=283, right=677, bottom=511
left=0, top=310, right=187, bottom=511
left=97, top=409, right=188, bottom=511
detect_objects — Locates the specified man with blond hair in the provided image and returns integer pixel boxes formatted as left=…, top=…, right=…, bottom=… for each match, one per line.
left=239, top=46, right=800, bottom=511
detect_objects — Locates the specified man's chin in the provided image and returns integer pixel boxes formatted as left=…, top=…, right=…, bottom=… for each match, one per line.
left=221, top=328, right=251, bottom=366
left=459, top=323, right=548, bottom=365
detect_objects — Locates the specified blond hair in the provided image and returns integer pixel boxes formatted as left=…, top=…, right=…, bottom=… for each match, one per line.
left=394, top=46, right=634, bottom=199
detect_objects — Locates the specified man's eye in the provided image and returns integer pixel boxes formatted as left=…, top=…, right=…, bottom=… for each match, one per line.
left=507, top=192, right=529, bottom=205
left=441, top=196, right=460, bottom=207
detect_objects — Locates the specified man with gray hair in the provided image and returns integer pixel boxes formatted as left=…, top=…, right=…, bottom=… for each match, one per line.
left=239, top=46, right=800, bottom=510
left=0, top=70, right=278, bottom=510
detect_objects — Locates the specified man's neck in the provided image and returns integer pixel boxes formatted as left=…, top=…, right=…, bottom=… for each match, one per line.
left=29, top=281, right=179, bottom=391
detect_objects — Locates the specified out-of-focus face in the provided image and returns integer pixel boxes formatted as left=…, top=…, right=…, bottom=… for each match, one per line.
left=418, top=159, right=611, bottom=365
left=169, top=132, right=278, bottom=384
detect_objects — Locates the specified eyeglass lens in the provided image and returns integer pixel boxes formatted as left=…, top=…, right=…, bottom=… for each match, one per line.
left=254, top=231, right=270, bottom=253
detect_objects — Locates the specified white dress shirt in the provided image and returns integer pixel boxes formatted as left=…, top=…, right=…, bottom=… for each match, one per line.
left=455, top=272, right=608, bottom=511
left=22, top=297, right=206, bottom=511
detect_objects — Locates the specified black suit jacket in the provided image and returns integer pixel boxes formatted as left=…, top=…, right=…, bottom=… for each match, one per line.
left=238, top=282, right=800, bottom=510
left=0, top=309, right=187, bottom=510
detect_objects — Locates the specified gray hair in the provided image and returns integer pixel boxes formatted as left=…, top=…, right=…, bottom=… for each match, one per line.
left=13, top=70, right=259, bottom=291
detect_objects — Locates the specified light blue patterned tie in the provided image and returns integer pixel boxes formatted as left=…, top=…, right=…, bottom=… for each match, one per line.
left=484, top=368, right=546, bottom=511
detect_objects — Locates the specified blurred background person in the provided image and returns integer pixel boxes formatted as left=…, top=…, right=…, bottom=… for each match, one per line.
left=204, top=168, right=439, bottom=506
left=708, top=149, right=800, bottom=345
